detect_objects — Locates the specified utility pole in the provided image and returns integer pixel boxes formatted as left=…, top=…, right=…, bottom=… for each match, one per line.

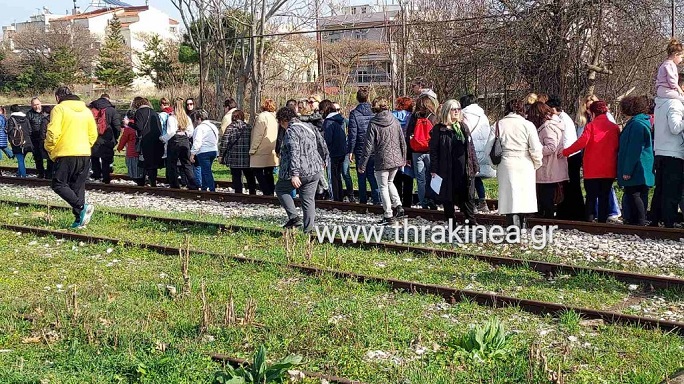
left=315, top=0, right=327, bottom=98
left=400, top=0, right=407, bottom=96
left=672, top=0, right=676, bottom=38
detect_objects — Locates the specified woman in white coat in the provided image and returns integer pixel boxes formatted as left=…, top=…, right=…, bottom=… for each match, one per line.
left=486, top=99, right=543, bottom=228
left=460, top=94, right=496, bottom=213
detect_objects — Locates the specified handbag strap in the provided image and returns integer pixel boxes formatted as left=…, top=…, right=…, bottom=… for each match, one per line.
left=495, top=121, right=500, bottom=138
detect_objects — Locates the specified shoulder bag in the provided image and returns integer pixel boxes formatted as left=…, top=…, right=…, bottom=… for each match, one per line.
left=489, top=122, right=502, bottom=165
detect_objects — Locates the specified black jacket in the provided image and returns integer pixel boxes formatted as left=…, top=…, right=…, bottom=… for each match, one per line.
left=7, top=112, right=33, bottom=155
left=89, top=97, right=122, bottom=158
left=346, top=103, right=374, bottom=157
left=323, top=113, right=347, bottom=159
left=26, top=109, right=44, bottom=135
left=429, top=123, right=479, bottom=203
left=132, top=106, right=165, bottom=169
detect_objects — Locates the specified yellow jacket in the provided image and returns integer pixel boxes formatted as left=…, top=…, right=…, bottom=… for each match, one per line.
left=45, top=99, right=98, bottom=161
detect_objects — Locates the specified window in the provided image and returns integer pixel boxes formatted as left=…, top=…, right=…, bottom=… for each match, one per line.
left=351, top=7, right=356, bottom=14
left=361, top=7, right=367, bottom=13
left=357, top=70, right=369, bottom=84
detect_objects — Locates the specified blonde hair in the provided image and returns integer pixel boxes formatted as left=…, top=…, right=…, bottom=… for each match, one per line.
left=438, top=99, right=462, bottom=125
left=667, top=38, right=684, bottom=56
left=576, top=94, right=599, bottom=127
left=174, top=98, right=190, bottom=132
left=525, top=93, right=538, bottom=105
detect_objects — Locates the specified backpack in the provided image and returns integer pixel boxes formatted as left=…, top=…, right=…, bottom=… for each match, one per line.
left=9, top=117, right=25, bottom=148
left=410, top=114, right=433, bottom=152
left=91, top=107, right=107, bottom=135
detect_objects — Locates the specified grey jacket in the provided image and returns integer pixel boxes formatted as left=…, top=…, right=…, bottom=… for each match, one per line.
left=359, top=110, right=407, bottom=171
left=279, top=119, right=330, bottom=179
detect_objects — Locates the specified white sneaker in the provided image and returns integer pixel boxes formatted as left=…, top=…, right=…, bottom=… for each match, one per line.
left=80, top=204, right=95, bottom=227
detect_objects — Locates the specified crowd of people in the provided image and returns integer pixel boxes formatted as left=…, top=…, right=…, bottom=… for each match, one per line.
left=1, top=39, right=684, bottom=231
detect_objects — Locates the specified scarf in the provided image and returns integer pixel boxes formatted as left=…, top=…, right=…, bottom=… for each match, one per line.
left=162, top=107, right=174, bottom=114
left=451, top=122, right=465, bottom=143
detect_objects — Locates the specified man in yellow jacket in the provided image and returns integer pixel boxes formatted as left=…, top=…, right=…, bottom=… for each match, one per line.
left=45, top=86, right=98, bottom=229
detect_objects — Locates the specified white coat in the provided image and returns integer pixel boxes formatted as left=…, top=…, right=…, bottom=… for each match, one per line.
left=486, top=113, right=543, bottom=215
left=462, top=103, right=496, bottom=178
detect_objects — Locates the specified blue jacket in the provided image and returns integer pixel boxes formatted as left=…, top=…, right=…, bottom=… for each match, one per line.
left=323, top=113, right=347, bottom=159
left=392, top=110, right=412, bottom=136
left=617, top=114, right=655, bottom=187
left=0, top=115, right=7, bottom=148
left=346, top=102, right=374, bottom=156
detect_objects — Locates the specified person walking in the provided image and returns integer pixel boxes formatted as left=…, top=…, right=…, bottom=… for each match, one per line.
left=527, top=101, right=568, bottom=218
left=88, top=93, right=121, bottom=184
left=250, top=99, right=279, bottom=196
left=406, top=94, right=439, bottom=209
left=617, top=96, right=655, bottom=226
left=274, top=107, right=329, bottom=232
left=219, top=110, right=257, bottom=195
left=358, top=98, right=407, bottom=224
left=460, top=94, right=496, bottom=213
left=161, top=99, right=198, bottom=190
left=131, top=97, right=165, bottom=187
left=429, top=99, right=480, bottom=224
left=191, top=110, right=219, bottom=192
left=561, top=100, right=620, bottom=223
left=44, top=86, right=98, bottom=229
left=26, top=97, right=47, bottom=178
left=320, top=99, right=347, bottom=202
left=7, top=104, right=32, bottom=177
left=392, top=96, right=415, bottom=207
left=486, top=100, right=543, bottom=228
left=347, top=87, right=380, bottom=205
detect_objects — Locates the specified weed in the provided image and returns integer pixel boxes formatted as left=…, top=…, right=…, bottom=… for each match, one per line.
left=213, top=345, right=302, bottom=383
left=559, top=310, right=581, bottom=333
left=452, top=317, right=512, bottom=362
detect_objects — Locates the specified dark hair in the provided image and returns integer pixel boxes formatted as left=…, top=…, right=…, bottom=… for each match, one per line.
left=537, top=93, right=549, bottom=104
left=196, top=109, right=209, bottom=120
left=285, top=99, right=297, bottom=109
left=371, top=97, right=390, bottom=113
left=42, top=105, right=53, bottom=114
left=546, top=95, right=563, bottom=111
left=276, top=106, right=297, bottom=123
left=160, top=97, right=170, bottom=106
left=231, top=109, right=245, bottom=121
left=186, top=98, right=195, bottom=104
left=224, top=98, right=237, bottom=109
left=589, top=100, right=608, bottom=115
left=667, top=38, right=684, bottom=56
left=620, top=96, right=650, bottom=117
left=412, top=77, right=430, bottom=89
left=356, top=87, right=369, bottom=103
left=131, top=97, right=149, bottom=110
left=55, top=86, right=72, bottom=99
left=459, top=94, right=477, bottom=109
left=505, top=99, right=525, bottom=115
left=10, top=104, right=20, bottom=113
left=415, top=94, right=436, bottom=116
left=395, top=97, right=413, bottom=112
left=319, top=99, right=334, bottom=117
left=0, top=106, right=4, bottom=114
left=126, top=109, right=135, bottom=119
left=100, top=93, right=110, bottom=99
left=527, top=101, right=553, bottom=128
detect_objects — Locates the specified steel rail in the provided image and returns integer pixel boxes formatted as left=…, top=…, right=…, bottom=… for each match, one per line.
left=3, top=223, right=683, bottom=335
left=1, top=175, right=681, bottom=241
left=4, top=198, right=684, bottom=291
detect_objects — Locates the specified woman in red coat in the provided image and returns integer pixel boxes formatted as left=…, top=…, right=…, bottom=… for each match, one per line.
left=561, top=100, right=620, bottom=223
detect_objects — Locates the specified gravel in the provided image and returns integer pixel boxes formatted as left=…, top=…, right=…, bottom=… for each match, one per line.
left=0, top=183, right=682, bottom=274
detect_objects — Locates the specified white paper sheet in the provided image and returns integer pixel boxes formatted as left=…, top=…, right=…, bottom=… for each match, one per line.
left=430, top=174, right=442, bottom=195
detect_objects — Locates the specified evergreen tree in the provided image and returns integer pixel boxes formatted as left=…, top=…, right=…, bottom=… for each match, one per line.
left=95, top=15, right=135, bottom=87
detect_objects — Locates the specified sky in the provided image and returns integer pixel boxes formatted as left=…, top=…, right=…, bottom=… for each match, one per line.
left=0, top=0, right=181, bottom=27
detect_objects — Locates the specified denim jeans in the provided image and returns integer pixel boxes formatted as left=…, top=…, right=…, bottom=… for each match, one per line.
left=357, top=157, right=379, bottom=204
left=412, top=153, right=432, bottom=207
left=193, top=165, right=202, bottom=188
left=592, top=185, right=621, bottom=218
left=16, top=153, right=26, bottom=177
left=196, top=151, right=217, bottom=191
left=342, top=155, right=353, bottom=198
left=474, top=177, right=486, bottom=201
left=0, top=147, right=12, bottom=160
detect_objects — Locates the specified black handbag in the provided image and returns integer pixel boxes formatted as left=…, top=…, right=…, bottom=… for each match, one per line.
left=489, top=122, right=502, bottom=165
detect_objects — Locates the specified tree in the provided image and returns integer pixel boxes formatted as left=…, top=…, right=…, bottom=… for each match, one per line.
left=95, top=15, right=135, bottom=87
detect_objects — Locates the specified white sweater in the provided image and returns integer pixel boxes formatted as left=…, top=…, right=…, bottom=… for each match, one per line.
left=191, top=121, right=219, bottom=155
left=654, top=97, right=684, bottom=159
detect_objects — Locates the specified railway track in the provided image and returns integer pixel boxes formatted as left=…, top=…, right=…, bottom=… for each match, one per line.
left=4, top=199, right=684, bottom=291
left=4, top=222, right=683, bottom=335
left=1, top=174, right=682, bottom=241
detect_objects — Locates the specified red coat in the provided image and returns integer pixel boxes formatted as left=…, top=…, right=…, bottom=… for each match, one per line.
left=116, top=126, right=139, bottom=158
left=562, top=114, right=620, bottom=179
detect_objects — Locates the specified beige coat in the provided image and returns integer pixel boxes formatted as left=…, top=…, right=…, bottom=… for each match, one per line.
left=486, top=113, right=543, bottom=214
left=249, top=111, right=279, bottom=168
left=220, top=108, right=237, bottom=136
left=536, top=119, right=569, bottom=184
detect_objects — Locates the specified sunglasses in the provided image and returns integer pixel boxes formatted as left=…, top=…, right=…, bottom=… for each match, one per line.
left=450, top=108, right=461, bottom=112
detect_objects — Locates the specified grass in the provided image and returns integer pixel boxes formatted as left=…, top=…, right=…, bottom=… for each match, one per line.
left=0, top=201, right=673, bottom=318
left=0, top=224, right=683, bottom=383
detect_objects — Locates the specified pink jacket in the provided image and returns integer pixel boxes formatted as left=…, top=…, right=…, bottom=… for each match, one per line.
left=656, top=60, right=679, bottom=91
left=536, top=119, right=568, bottom=183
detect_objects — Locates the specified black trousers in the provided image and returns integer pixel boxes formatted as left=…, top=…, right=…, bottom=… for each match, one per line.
left=166, top=136, right=198, bottom=190
left=443, top=185, right=477, bottom=224
left=556, top=153, right=584, bottom=220
left=624, top=185, right=649, bottom=226
left=330, top=156, right=344, bottom=202
left=506, top=213, right=527, bottom=229
left=253, top=167, right=275, bottom=196
left=30, top=133, right=45, bottom=178
left=51, top=156, right=90, bottom=221
left=91, top=155, right=114, bottom=183
left=584, top=178, right=614, bottom=223
left=393, top=171, right=414, bottom=207
left=231, top=168, right=257, bottom=194
left=536, top=183, right=558, bottom=219
left=650, top=156, right=684, bottom=228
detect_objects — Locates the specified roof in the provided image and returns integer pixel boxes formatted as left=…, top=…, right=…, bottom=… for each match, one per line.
left=169, top=18, right=179, bottom=25
left=53, top=6, right=148, bottom=22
